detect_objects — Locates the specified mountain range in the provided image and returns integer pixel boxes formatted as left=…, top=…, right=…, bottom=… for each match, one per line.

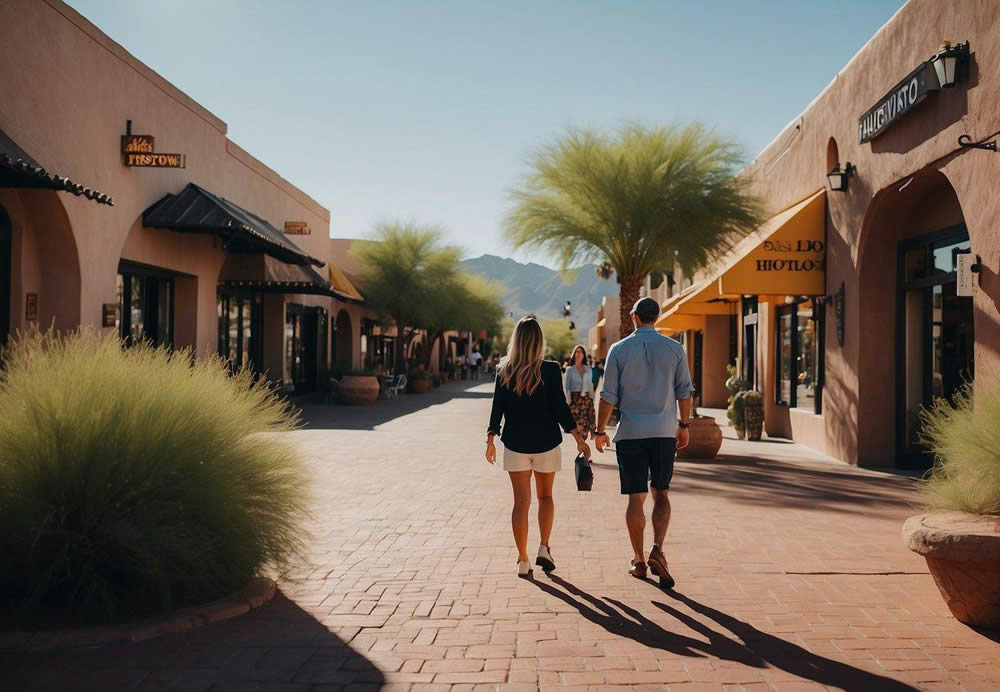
left=459, top=254, right=618, bottom=336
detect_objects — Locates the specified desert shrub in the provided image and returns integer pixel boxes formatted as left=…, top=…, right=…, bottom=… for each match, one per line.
left=0, top=330, right=309, bottom=626
left=918, top=382, right=1000, bottom=516
left=727, top=390, right=748, bottom=428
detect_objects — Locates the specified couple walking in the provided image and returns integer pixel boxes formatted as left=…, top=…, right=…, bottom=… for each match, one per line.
left=486, top=297, right=693, bottom=583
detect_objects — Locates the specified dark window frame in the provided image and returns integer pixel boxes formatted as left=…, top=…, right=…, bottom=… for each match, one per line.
left=217, top=290, right=263, bottom=374
left=775, top=298, right=825, bottom=414
left=117, top=261, right=175, bottom=349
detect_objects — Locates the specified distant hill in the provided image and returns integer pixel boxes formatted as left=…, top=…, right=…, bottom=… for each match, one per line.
left=459, top=254, right=617, bottom=337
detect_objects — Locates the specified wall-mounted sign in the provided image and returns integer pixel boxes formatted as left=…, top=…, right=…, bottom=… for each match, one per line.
left=25, top=293, right=38, bottom=322
left=102, top=303, right=118, bottom=328
left=754, top=239, right=825, bottom=273
left=858, top=62, right=939, bottom=143
left=284, top=221, right=311, bottom=235
left=956, top=253, right=979, bottom=297
left=121, top=132, right=185, bottom=168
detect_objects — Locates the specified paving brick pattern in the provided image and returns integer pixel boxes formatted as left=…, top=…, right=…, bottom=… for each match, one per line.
left=4, top=381, right=999, bottom=691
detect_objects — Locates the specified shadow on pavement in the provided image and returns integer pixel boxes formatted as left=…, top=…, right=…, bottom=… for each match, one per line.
left=531, top=575, right=917, bottom=690
left=1, top=591, right=384, bottom=690
left=658, top=591, right=919, bottom=691
left=675, top=454, right=918, bottom=513
left=299, top=379, right=492, bottom=430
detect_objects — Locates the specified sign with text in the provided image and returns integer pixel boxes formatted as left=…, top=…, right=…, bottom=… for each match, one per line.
left=956, top=253, right=978, bottom=297
left=121, top=132, right=185, bottom=168
left=858, top=62, right=938, bottom=143
left=284, top=221, right=311, bottom=235
left=718, top=191, right=827, bottom=296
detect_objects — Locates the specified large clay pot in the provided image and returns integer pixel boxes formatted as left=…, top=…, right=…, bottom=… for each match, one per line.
left=339, top=375, right=379, bottom=406
left=676, top=416, right=723, bottom=459
left=409, top=378, right=432, bottom=394
left=903, top=512, right=1000, bottom=629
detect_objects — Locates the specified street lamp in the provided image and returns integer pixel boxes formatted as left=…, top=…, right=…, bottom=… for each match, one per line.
left=930, top=41, right=969, bottom=89
left=826, top=162, right=855, bottom=192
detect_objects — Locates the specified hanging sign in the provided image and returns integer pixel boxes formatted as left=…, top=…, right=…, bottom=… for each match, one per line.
left=858, top=62, right=939, bottom=143
left=956, top=253, right=979, bottom=297
left=121, top=133, right=185, bottom=168
left=284, top=221, right=311, bottom=235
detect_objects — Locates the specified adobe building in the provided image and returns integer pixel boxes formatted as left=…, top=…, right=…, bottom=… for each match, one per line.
left=658, top=0, right=1000, bottom=469
left=0, top=0, right=365, bottom=391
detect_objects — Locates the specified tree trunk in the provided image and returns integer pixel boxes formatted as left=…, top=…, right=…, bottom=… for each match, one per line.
left=394, top=312, right=407, bottom=374
left=618, top=274, right=643, bottom=339
left=424, top=330, right=443, bottom=368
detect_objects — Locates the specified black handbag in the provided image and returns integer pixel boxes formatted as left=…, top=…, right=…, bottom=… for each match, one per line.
left=575, top=454, right=593, bottom=491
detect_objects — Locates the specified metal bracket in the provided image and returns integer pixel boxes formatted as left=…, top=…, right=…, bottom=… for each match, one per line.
left=958, top=134, right=997, bottom=152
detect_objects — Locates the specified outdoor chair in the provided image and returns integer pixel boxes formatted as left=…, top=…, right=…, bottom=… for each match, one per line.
left=386, top=374, right=407, bottom=398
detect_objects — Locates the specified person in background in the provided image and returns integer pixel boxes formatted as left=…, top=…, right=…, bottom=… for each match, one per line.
left=457, top=353, right=468, bottom=380
left=469, top=347, right=483, bottom=381
left=486, top=316, right=591, bottom=578
left=594, top=297, right=693, bottom=588
left=592, top=358, right=605, bottom=393
left=565, top=344, right=596, bottom=438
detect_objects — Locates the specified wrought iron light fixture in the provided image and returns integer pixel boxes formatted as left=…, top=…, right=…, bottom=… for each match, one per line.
left=826, top=162, right=855, bottom=192
left=930, top=40, right=969, bottom=89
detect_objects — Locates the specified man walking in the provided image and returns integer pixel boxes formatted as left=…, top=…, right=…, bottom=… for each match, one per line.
left=594, top=297, right=692, bottom=588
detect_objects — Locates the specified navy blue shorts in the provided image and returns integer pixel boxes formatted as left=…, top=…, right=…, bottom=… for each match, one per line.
left=615, top=437, right=676, bottom=494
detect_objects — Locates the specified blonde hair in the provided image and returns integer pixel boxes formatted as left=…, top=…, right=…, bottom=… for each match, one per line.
left=570, top=344, right=587, bottom=365
left=498, top=316, right=545, bottom=396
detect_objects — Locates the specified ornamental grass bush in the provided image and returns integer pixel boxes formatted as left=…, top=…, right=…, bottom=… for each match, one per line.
left=0, top=330, right=309, bottom=627
left=918, top=381, right=1000, bottom=516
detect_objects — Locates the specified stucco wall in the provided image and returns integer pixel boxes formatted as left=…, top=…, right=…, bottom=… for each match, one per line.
left=0, top=0, right=333, bottom=359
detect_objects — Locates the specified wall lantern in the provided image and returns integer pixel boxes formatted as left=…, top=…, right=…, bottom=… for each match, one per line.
left=826, top=162, right=855, bottom=192
left=930, top=40, right=969, bottom=89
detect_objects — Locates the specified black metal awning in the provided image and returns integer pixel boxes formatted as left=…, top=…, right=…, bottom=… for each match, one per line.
left=219, top=253, right=339, bottom=296
left=0, top=128, right=113, bottom=205
left=143, top=183, right=322, bottom=267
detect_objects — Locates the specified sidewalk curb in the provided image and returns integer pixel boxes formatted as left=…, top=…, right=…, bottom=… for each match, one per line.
left=0, top=577, right=276, bottom=652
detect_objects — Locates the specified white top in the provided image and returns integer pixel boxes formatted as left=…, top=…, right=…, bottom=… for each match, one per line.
left=564, top=364, right=594, bottom=402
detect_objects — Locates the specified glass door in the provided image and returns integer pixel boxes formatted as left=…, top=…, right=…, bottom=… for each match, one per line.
left=218, top=292, right=262, bottom=373
left=117, top=266, right=174, bottom=348
left=897, top=225, right=974, bottom=468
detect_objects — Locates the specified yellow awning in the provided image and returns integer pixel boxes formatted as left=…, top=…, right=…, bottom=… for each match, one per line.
left=717, top=189, right=826, bottom=296
left=328, top=263, right=364, bottom=301
left=656, top=313, right=706, bottom=334
left=656, top=189, right=826, bottom=333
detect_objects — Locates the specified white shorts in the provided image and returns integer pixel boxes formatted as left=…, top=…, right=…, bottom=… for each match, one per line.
left=503, top=445, right=562, bottom=473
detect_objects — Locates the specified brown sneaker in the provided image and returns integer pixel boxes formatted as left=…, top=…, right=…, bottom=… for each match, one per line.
left=628, top=559, right=647, bottom=578
left=647, top=547, right=675, bottom=589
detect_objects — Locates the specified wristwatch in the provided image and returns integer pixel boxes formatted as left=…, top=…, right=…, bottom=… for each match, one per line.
left=678, top=421, right=690, bottom=429
left=595, top=430, right=608, bottom=436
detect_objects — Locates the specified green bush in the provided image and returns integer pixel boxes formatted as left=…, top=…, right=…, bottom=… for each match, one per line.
left=727, top=390, right=748, bottom=428
left=918, top=383, right=1000, bottom=516
left=0, top=330, right=309, bottom=626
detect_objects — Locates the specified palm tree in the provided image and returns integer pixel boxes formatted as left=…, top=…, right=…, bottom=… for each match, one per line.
left=351, top=222, right=460, bottom=372
left=506, top=124, right=763, bottom=339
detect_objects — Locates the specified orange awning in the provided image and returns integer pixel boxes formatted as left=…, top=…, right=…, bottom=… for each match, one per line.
left=328, top=262, right=364, bottom=301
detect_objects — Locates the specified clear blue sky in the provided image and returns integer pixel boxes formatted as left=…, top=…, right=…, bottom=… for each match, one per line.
left=69, top=0, right=903, bottom=264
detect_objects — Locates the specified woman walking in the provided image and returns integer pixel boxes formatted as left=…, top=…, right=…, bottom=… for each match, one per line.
left=565, top=345, right=597, bottom=438
left=486, top=316, right=590, bottom=577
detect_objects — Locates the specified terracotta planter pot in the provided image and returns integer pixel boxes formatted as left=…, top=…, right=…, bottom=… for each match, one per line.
left=676, top=416, right=723, bottom=459
left=903, top=512, right=1000, bottom=629
left=409, top=378, right=432, bottom=394
left=744, top=403, right=763, bottom=441
left=339, top=375, right=379, bottom=406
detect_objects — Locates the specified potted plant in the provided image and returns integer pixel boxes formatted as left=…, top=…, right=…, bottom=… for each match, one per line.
left=676, top=398, right=723, bottom=460
left=408, top=367, right=432, bottom=394
left=902, top=383, right=1000, bottom=629
left=725, top=366, right=749, bottom=439
left=743, top=390, right=764, bottom=441
left=431, top=374, right=442, bottom=388
left=727, top=390, right=748, bottom=440
left=339, top=368, right=380, bottom=405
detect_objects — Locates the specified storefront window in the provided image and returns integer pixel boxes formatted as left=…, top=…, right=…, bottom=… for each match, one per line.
left=117, top=266, right=173, bottom=348
left=218, top=292, right=261, bottom=374
left=776, top=309, right=794, bottom=406
left=775, top=299, right=824, bottom=413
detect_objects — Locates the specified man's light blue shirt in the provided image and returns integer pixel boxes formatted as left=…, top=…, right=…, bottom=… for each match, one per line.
left=599, top=326, right=694, bottom=442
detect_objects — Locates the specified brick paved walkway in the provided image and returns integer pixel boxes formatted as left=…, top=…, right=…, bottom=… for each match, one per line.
left=4, top=381, right=999, bottom=691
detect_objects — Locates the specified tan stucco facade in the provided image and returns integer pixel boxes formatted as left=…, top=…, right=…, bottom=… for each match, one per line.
left=0, top=0, right=368, bottom=389
left=678, top=0, right=1000, bottom=467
